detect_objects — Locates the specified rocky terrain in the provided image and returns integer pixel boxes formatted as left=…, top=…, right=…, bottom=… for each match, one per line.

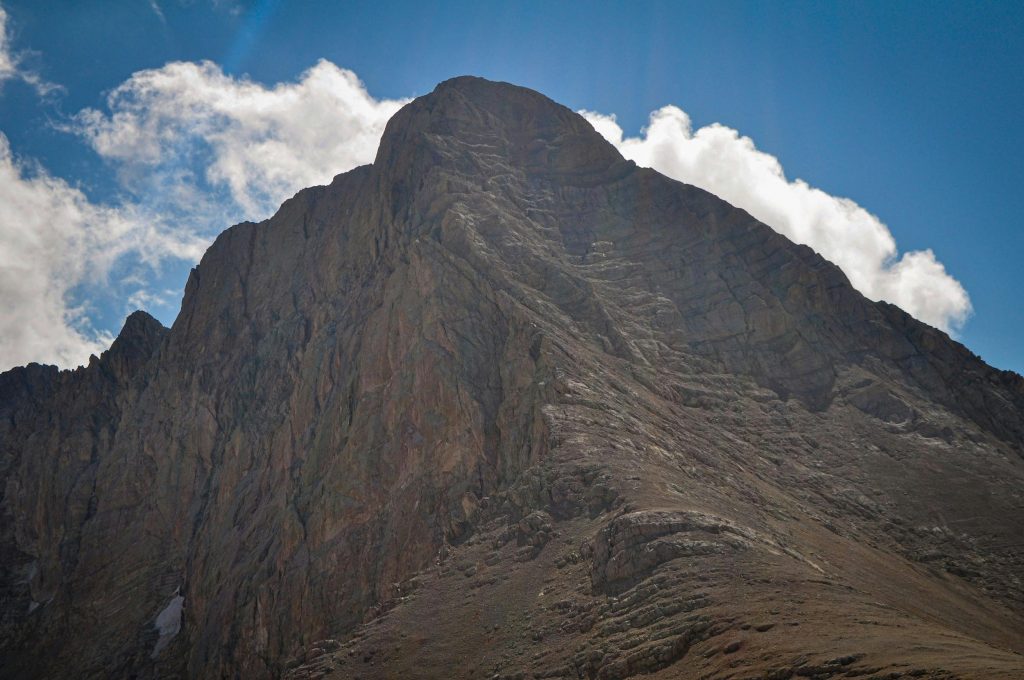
left=2, top=76, right=1023, bottom=679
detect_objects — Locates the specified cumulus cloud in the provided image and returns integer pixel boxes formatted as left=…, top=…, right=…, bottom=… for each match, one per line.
left=581, top=107, right=971, bottom=332
left=2, top=59, right=404, bottom=371
left=0, top=133, right=206, bottom=369
left=71, top=59, right=407, bottom=219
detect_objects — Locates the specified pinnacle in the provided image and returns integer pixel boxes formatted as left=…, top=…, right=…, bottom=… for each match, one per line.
left=103, top=309, right=167, bottom=368
left=117, top=310, right=165, bottom=341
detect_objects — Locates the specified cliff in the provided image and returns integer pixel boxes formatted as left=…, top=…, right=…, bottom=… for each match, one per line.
left=2, top=77, right=1023, bottom=679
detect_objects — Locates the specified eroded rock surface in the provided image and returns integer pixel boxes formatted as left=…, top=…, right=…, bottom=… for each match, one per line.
left=2, top=77, right=1024, bottom=679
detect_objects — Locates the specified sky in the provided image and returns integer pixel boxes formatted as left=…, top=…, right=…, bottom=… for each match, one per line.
left=0, top=0, right=1022, bottom=373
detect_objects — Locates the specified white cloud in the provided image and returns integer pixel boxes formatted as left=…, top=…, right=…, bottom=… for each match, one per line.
left=0, top=133, right=206, bottom=369
left=581, top=107, right=971, bottom=332
left=0, top=5, right=59, bottom=96
left=126, top=287, right=178, bottom=313
left=1, top=59, right=404, bottom=371
left=0, top=6, right=14, bottom=83
left=148, top=0, right=167, bottom=25
left=71, top=59, right=407, bottom=219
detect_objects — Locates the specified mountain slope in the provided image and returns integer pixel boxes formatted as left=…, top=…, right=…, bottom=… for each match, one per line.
left=2, top=76, right=1023, bottom=679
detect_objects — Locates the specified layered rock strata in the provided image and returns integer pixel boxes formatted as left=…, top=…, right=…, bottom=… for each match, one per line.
left=2, top=77, right=1023, bottom=679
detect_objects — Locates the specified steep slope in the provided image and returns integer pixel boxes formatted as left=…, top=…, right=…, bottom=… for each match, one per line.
left=2, top=77, right=1023, bottom=679
left=0, top=312, right=168, bottom=674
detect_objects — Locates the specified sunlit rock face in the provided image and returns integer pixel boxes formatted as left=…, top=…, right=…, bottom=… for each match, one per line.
left=2, top=77, right=1024, bottom=679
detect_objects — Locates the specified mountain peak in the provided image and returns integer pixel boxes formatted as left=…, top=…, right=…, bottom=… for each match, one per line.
left=373, top=75, right=628, bottom=183
left=118, top=309, right=164, bottom=337
left=3, top=78, right=1023, bottom=680
left=431, top=74, right=528, bottom=96
left=98, top=310, right=166, bottom=378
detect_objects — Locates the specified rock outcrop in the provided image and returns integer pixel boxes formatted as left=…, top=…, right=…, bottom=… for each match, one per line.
left=2, top=77, right=1023, bottom=679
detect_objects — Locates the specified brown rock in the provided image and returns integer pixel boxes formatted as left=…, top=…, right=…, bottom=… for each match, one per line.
left=2, top=77, right=1023, bottom=680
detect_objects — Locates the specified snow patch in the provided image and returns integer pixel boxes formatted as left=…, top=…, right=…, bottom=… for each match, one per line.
left=151, top=592, right=184, bottom=658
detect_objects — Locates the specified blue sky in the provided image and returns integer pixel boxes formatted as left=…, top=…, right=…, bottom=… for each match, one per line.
left=0, top=0, right=1021, bottom=373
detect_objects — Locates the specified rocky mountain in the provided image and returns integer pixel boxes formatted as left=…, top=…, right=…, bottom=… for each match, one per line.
left=2, top=76, right=1023, bottom=679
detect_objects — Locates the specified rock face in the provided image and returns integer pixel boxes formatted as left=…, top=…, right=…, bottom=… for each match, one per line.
left=2, top=77, right=1024, bottom=679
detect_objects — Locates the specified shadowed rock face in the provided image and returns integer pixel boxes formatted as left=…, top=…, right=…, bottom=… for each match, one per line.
left=2, top=77, right=1023, bottom=679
